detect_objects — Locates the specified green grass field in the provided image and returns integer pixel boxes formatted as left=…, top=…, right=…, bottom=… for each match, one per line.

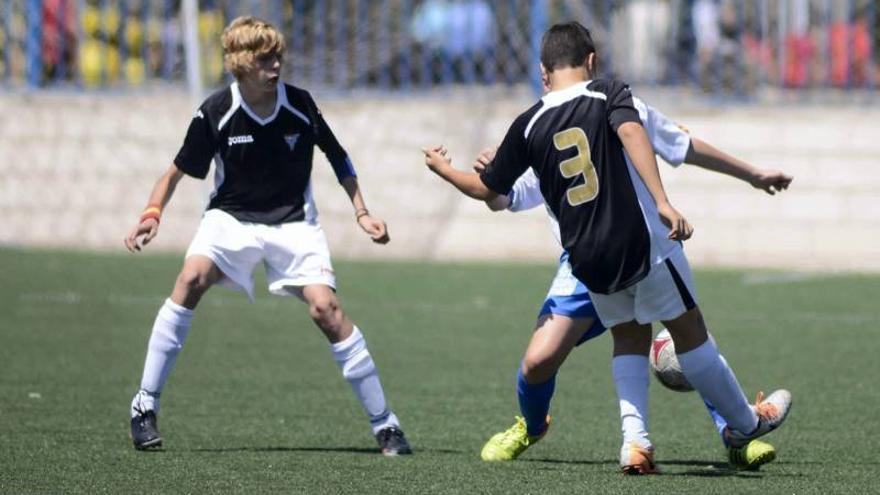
left=2, top=247, right=878, bottom=494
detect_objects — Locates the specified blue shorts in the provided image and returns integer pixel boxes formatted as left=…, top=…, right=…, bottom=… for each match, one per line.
left=538, top=253, right=607, bottom=346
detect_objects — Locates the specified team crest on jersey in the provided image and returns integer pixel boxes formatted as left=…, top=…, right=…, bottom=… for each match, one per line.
left=228, top=135, right=254, bottom=146
left=284, top=133, right=300, bottom=151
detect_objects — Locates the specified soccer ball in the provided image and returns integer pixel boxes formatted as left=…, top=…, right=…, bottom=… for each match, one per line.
left=649, top=329, right=694, bottom=392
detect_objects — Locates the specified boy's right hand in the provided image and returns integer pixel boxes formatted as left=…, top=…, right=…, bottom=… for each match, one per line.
left=656, top=202, right=693, bottom=241
left=750, top=169, right=793, bottom=195
left=124, top=218, right=159, bottom=252
left=422, top=145, right=452, bottom=174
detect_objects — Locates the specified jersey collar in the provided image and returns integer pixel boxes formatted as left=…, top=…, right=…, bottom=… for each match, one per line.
left=541, top=80, right=593, bottom=105
left=232, top=81, right=284, bottom=126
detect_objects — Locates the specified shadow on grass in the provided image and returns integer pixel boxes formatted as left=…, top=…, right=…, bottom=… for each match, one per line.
left=522, top=457, right=775, bottom=478
left=520, top=458, right=616, bottom=466
left=188, top=446, right=463, bottom=455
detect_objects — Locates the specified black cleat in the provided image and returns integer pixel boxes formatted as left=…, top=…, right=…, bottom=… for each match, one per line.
left=131, top=410, right=163, bottom=450
left=375, top=426, right=412, bottom=456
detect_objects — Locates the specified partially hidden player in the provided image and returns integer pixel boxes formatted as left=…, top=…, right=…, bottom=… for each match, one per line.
left=124, top=16, right=411, bottom=455
left=422, top=21, right=792, bottom=473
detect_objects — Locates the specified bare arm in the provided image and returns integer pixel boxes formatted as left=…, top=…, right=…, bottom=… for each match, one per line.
left=485, top=195, right=511, bottom=211
left=124, top=163, right=185, bottom=252
left=617, top=122, right=692, bottom=241
left=423, top=147, right=499, bottom=201
left=685, top=137, right=793, bottom=195
left=340, top=176, right=390, bottom=244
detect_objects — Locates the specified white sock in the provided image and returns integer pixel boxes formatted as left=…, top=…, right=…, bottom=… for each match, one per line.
left=612, top=355, right=651, bottom=448
left=677, top=339, right=758, bottom=434
left=331, top=327, right=399, bottom=434
left=131, top=298, right=194, bottom=417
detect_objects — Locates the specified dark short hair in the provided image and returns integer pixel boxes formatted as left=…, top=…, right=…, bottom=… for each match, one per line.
left=540, top=21, right=596, bottom=72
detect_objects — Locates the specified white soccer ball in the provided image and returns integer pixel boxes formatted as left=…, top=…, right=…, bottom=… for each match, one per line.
left=649, top=329, right=694, bottom=392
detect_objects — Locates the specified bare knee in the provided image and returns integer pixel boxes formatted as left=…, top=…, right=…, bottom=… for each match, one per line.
left=172, top=267, right=217, bottom=308
left=522, top=350, right=559, bottom=384
left=663, top=307, right=709, bottom=353
left=309, top=297, right=341, bottom=331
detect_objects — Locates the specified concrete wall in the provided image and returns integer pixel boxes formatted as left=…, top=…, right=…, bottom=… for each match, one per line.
left=2, top=88, right=877, bottom=272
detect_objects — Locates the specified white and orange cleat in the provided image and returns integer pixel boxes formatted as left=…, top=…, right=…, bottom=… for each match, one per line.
left=725, top=390, right=793, bottom=449
left=619, top=442, right=657, bottom=475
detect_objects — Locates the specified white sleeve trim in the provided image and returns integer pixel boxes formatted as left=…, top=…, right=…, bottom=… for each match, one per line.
left=634, top=96, right=690, bottom=166
left=507, top=169, right=543, bottom=212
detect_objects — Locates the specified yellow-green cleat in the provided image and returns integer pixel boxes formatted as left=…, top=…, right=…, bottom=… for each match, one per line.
left=728, top=439, right=776, bottom=470
left=480, top=416, right=550, bottom=461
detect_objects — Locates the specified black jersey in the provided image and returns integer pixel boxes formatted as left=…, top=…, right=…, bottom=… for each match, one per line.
left=173, top=82, right=356, bottom=224
left=480, top=79, right=651, bottom=294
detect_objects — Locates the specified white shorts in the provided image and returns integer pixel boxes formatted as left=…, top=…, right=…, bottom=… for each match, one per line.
left=587, top=247, right=698, bottom=328
left=185, top=209, right=336, bottom=300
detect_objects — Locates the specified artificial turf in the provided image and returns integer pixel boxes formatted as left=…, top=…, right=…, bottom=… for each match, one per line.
left=2, top=247, right=878, bottom=494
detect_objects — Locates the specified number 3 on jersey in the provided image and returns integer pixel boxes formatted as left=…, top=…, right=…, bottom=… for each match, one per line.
left=553, top=127, right=598, bottom=206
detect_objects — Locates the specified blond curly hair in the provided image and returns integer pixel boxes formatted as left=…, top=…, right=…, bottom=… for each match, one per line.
left=221, top=16, right=286, bottom=79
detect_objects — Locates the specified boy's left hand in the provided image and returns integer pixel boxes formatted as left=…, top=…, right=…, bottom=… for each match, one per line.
left=358, top=214, right=390, bottom=244
left=471, top=146, right=497, bottom=173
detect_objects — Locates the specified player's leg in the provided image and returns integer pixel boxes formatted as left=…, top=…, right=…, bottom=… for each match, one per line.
left=130, top=210, right=261, bottom=450
left=482, top=264, right=607, bottom=462
left=665, top=308, right=765, bottom=437
left=300, top=283, right=411, bottom=455
left=589, top=284, right=657, bottom=474
left=519, top=259, right=605, bottom=437
left=610, top=320, right=656, bottom=474
left=482, top=313, right=599, bottom=461
left=656, top=250, right=791, bottom=447
left=130, top=255, right=224, bottom=449
left=263, top=220, right=409, bottom=455
left=518, top=314, right=590, bottom=434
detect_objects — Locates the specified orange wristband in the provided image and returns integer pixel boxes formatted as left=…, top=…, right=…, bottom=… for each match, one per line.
left=139, top=206, right=162, bottom=224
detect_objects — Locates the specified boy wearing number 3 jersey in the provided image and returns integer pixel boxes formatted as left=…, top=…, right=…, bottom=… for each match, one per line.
left=422, top=21, right=791, bottom=473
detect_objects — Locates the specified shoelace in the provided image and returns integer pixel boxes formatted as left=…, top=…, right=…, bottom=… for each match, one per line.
left=496, top=419, right=529, bottom=448
left=753, top=391, right=779, bottom=421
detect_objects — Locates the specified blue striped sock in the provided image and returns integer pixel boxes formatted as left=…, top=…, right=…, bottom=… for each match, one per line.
left=517, top=367, right=555, bottom=437
left=703, top=397, right=730, bottom=446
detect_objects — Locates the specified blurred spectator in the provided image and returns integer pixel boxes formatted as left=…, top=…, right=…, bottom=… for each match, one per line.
left=412, top=0, right=493, bottom=58
left=0, top=16, right=6, bottom=78
left=829, top=9, right=872, bottom=87
left=783, top=0, right=812, bottom=88
left=692, top=0, right=719, bottom=90
left=668, top=0, right=698, bottom=85
left=42, top=0, right=77, bottom=83
left=717, top=0, right=743, bottom=93
left=411, top=0, right=494, bottom=82
left=610, top=0, right=671, bottom=84
left=741, top=2, right=775, bottom=89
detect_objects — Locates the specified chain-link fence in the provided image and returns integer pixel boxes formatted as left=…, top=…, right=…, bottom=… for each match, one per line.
left=1, top=0, right=877, bottom=97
